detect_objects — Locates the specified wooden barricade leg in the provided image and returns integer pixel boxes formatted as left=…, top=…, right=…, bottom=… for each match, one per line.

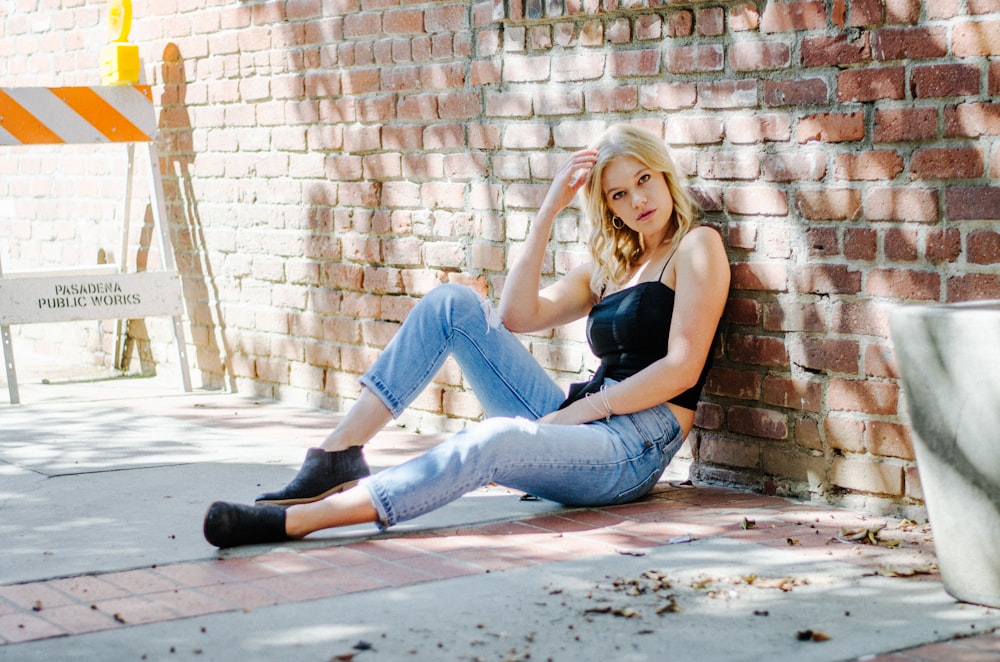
left=144, top=142, right=192, bottom=393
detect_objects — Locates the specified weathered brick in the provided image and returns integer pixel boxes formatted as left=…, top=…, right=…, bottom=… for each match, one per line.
left=883, top=228, right=919, bottom=262
left=863, top=187, right=938, bottom=223
left=761, top=375, right=822, bottom=412
left=730, top=41, right=790, bottom=71
left=844, top=228, right=878, bottom=261
left=873, top=27, right=948, bottom=60
left=728, top=406, right=788, bottom=440
left=792, top=337, right=860, bottom=375
left=910, top=63, right=979, bottom=98
left=794, top=264, right=862, bottom=295
left=834, top=150, right=905, bottom=181
left=837, top=67, right=906, bottom=102
left=726, top=334, right=790, bottom=368
left=945, top=186, right=1000, bottom=220
left=730, top=262, right=789, bottom=292
left=763, top=302, right=825, bottom=332
left=795, top=188, right=863, bottom=220
left=825, top=416, right=866, bottom=453
left=704, top=366, right=761, bottom=400
left=873, top=107, right=938, bottom=143
left=760, top=0, right=826, bottom=32
left=763, top=78, right=828, bottom=106
left=912, top=147, right=985, bottom=180
left=830, top=457, right=903, bottom=496
left=801, top=34, right=870, bottom=67
left=944, top=102, right=1000, bottom=137
left=725, top=186, right=788, bottom=216
left=952, top=19, right=1000, bottom=57
left=668, top=44, right=724, bottom=73
left=701, top=436, right=761, bottom=470
left=828, top=378, right=899, bottom=415
left=947, top=273, right=1000, bottom=302
left=727, top=113, right=792, bottom=144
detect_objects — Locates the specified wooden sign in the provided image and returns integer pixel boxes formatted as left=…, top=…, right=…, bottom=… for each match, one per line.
left=0, top=271, right=183, bottom=325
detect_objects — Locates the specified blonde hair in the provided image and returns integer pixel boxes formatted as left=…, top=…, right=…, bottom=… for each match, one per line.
left=582, top=125, right=700, bottom=295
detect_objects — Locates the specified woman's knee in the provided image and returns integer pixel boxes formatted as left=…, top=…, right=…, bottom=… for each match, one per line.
left=420, top=283, right=499, bottom=329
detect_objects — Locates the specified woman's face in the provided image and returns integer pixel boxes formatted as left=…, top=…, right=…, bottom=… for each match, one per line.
left=601, top=155, right=674, bottom=242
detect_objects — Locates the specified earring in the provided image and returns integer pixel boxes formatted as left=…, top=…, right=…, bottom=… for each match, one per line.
left=612, top=216, right=624, bottom=230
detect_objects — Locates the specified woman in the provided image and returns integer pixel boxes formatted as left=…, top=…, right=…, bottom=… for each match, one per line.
left=203, top=124, right=730, bottom=547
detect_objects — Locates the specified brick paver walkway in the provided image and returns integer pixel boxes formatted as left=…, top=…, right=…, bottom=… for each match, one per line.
left=2, top=481, right=996, bottom=659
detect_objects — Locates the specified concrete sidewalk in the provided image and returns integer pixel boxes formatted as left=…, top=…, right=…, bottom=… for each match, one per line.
left=2, top=367, right=999, bottom=661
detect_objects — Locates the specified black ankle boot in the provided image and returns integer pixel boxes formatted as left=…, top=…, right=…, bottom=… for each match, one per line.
left=254, top=446, right=370, bottom=506
left=203, top=501, right=290, bottom=548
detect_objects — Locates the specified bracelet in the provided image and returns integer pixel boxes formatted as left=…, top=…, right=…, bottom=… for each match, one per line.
left=585, top=386, right=613, bottom=422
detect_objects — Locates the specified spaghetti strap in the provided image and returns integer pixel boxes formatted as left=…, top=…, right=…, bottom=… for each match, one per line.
left=657, top=239, right=681, bottom=282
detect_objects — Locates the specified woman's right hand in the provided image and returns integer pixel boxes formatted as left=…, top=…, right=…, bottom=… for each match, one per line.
left=540, top=149, right=599, bottom=214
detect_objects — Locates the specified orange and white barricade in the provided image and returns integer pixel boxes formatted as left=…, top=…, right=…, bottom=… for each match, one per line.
left=0, top=85, right=191, bottom=403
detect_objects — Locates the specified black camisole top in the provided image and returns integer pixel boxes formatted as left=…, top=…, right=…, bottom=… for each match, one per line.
left=559, top=270, right=713, bottom=412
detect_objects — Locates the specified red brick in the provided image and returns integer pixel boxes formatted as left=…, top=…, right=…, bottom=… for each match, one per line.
left=867, top=421, right=914, bottom=460
left=763, top=152, right=826, bottom=182
left=795, top=112, right=865, bottom=143
left=863, top=187, right=938, bottom=223
left=665, top=116, right=725, bottom=144
left=910, top=63, right=980, bottom=98
left=727, top=113, right=792, bottom=144
left=668, top=44, right=724, bottom=73
left=639, top=82, right=697, bottom=111
left=726, top=334, right=789, bottom=368
left=867, top=268, right=940, bottom=300
left=703, top=366, right=761, bottom=400
left=763, top=78, right=828, bottom=106
left=760, top=0, right=826, bottom=32
left=844, top=227, right=878, bottom=261
left=793, top=337, right=860, bottom=375
left=864, top=343, right=897, bottom=379
left=825, top=416, right=866, bottom=452
left=944, top=102, right=1000, bottom=137
left=795, top=188, right=862, bottom=220
left=727, top=406, right=789, bottom=440
left=945, top=186, right=1000, bottom=220
left=926, top=228, right=962, bottom=263
left=952, top=19, right=1000, bottom=57
left=699, top=150, right=760, bottom=180
left=873, top=27, right=948, bottom=60
left=805, top=226, right=839, bottom=257
left=699, top=79, right=758, bottom=109
left=724, top=297, right=761, bottom=325
left=729, top=3, right=760, bottom=31
left=849, top=0, right=883, bottom=26
left=730, top=41, right=791, bottom=71
left=967, top=231, right=1000, bottom=264
left=583, top=86, right=638, bottom=113
left=700, top=436, right=760, bottom=469
left=829, top=301, right=891, bottom=337
left=730, top=262, right=789, bottom=291
left=912, top=147, right=985, bottom=180
left=609, top=49, right=660, bottom=77
left=947, top=273, right=1000, bottom=302
left=834, top=150, right=904, bottom=181
left=873, top=107, right=938, bottom=143
left=837, top=67, right=905, bottom=102
left=794, top=265, right=862, bottom=295
left=726, top=186, right=788, bottom=215
left=802, top=34, right=870, bottom=67
left=828, top=378, right=899, bottom=415
left=762, top=375, right=822, bottom=412
left=763, top=302, right=825, bottom=332
left=883, top=228, right=919, bottom=261
left=830, top=457, right=903, bottom=496
left=795, top=417, right=823, bottom=451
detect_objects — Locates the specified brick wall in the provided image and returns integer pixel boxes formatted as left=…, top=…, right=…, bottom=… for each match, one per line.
left=3, top=0, right=999, bottom=512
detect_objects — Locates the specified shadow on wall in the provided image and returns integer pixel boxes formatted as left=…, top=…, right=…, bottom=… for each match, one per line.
left=157, top=42, right=234, bottom=391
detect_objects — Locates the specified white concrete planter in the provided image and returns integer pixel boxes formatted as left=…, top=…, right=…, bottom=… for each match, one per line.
left=889, top=301, right=1000, bottom=609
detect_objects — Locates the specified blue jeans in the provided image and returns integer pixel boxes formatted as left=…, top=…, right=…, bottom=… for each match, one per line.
left=359, top=283, right=684, bottom=527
